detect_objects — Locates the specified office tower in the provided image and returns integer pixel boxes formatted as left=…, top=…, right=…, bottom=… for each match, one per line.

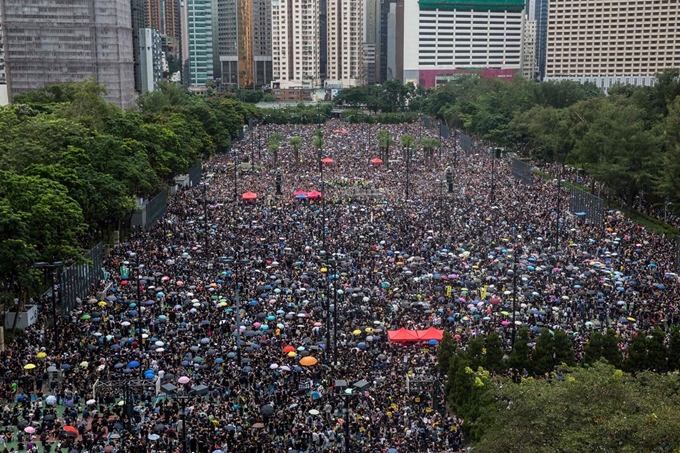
left=521, top=18, right=537, bottom=80
left=401, top=0, right=523, bottom=88
left=217, top=0, right=272, bottom=88
left=534, top=0, right=548, bottom=80
left=1, top=0, right=136, bottom=108
left=385, top=1, right=398, bottom=80
left=132, top=0, right=146, bottom=93
left=271, top=0, right=320, bottom=88
left=327, top=0, right=365, bottom=87
left=164, top=0, right=182, bottom=60
left=545, top=0, right=680, bottom=90
left=140, top=28, right=163, bottom=92
left=320, top=0, right=328, bottom=78
left=364, top=0, right=380, bottom=84
left=145, top=0, right=163, bottom=29
left=186, top=0, right=214, bottom=88
left=379, top=0, right=398, bottom=82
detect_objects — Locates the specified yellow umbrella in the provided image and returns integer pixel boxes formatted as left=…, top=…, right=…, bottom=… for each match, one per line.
left=23, top=364, right=36, bottom=370
left=364, top=327, right=373, bottom=333
left=352, top=329, right=362, bottom=336
left=320, top=267, right=328, bottom=273
left=98, top=301, right=107, bottom=307
left=219, top=302, right=228, bottom=307
left=287, top=351, right=297, bottom=358
left=79, top=361, right=89, bottom=368
left=300, top=356, right=318, bottom=367
left=36, top=352, right=47, bottom=359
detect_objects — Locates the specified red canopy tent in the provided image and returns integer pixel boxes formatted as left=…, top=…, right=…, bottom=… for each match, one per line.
left=387, top=328, right=420, bottom=343
left=333, top=129, right=349, bottom=134
left=370, top=158, right=383, bottom=165
left=416, top=327, right=444, bottom=341
left=306, top=190, right=323, bottom=199
left=241, top=191, right=258, bottom=201
left=321, top=157, right=334, bottom=164
left=294, top=190, right=307, bottom=197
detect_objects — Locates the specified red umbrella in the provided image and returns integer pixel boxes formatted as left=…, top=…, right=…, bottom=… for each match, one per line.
left=307, top=190, right=323, bottom=199
left=370, top=158, right=383, bottom=165
left=283, top=345, right=295, bottom=353
left=321, top=157, right=334, bottom=164
left=64, top=425, right=78, bottom=435
left=241, top=191, right=258, bottom=201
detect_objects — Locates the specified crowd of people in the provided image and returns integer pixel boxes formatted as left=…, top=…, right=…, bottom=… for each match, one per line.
left=0, top=119, right=678, bottom=453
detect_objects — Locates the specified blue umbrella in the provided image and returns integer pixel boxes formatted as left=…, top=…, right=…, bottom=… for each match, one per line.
left=144, top=370, right=155, bottom=379
left=128, top=303, right=137, bottom=308
left=156, top=292, right=165, bottom=297
left=249, top=300, right=258, bottom=306
left=267, top=315, right=276, bottom=321
left=114, top=363, right=124, bottom=369
left=181, top=360, right=190, bottom=366
left=111, top=344, right=121, bottom=350
left=619, top=318, right=628, bottom=323
left=387, top=449, right=398, bottom=453
left=428, top=339, right=439, bottom=345
left=215, top=358, right=224, bottom=364
left=123, top=368, right=133, bottom=374
left=227, top=352, right=236, bottom=358
left=128, top=361, right=140, bottom=368
left=61, top=364, right=71, bottom=370
left=128, top=310, right=139, bottom=316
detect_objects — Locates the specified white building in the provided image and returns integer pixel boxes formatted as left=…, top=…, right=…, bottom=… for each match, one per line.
left=140, top=28, right=164, bottom=92
left=326, top=0, right=364, bottom=87
left=544, top=0, right=680, bottom=90
left=401, top=0, right=524, bottom=88
left=271, top=0, right=320, bottom=88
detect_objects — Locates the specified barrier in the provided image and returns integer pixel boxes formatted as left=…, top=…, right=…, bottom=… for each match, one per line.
left=460, top=134, right=472, bottom=152
left=59, top=242, right=104, bottom=314
left=511, top=158, right=533, bottom=185
left=568, top=186, right=603, bottom=225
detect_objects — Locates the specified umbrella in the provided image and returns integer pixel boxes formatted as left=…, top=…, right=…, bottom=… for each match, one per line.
left=24, top=426, right=35, bottom=434
left=300, top=356, right=318, bottom=366
left=309, top=409, right=320, bottom=415
left=23, top=363, right=36, bottom=370
left=261, top=405, right=274, bottom=416
left=45, top=395, right=57, bottom=405
left=64, top=426, right=78, bottom=435
left=148, top=434, right=160, bottom=441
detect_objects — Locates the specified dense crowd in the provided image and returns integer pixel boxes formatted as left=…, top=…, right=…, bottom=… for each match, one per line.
left=0, top=119, right=677, bottom=453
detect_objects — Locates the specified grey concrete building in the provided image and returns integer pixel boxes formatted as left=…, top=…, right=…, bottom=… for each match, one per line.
left=1, top=0, right=136, bottom=108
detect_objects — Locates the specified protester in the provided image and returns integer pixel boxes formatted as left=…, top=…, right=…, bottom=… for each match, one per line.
left=0, top=119, right=676, bottom=453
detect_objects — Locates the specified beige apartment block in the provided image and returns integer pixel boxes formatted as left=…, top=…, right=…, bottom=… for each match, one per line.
left=326, top=0, right=364, bottom=87
left=271, top=0, right=320, bottom=88
left=545, top=0, right=680, bottom=89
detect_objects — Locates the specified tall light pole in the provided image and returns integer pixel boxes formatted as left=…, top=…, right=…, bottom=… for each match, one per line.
left=127, top=251, right=144, bottom=377
left=226, top=257, right=251, bottom=366
left=490, top=148, right=496, bottom=205
left=334, top=379, right=371, bottom=453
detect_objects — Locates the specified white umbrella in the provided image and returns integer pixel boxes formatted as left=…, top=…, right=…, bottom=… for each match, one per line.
left=45, top=395, right=57, bottom=405
left=270, top=363, right=279, bottom=369
left=86, top=399, right=96, bottom=405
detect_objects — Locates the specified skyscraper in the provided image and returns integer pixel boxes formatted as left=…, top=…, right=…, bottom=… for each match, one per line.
left=326, top=0, right=365, bottom=87
left=271, top=0, right=320, bottom=88
left=379, top=0, right=399, bottom=82
left=186, top=0, right=214, bottom=87
left=1, top=0, right=136, bottom=108
left=132, top=0, right=147, bottom=93
left=401, top=0, right=523, bottom=88
left=140, top=28, right=164, bottom=92
left=544, top=0, right=680, bottom=90
left=534, top=0, right=548, bottom=80
left=217, top=0, right=272, bottom=88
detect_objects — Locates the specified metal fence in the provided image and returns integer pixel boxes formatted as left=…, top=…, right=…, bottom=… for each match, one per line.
left=188, top=160, right=202, bottom=187
left=569, top=186, right=603, bottom=225
left=131, top=188, right=168, bottom=230
left=511, top=158, right=534, bottom=185
left=460, top=134, right=472, bottom=152
left=439, top=123, right=449, bottom=139
left=59, top=242, right=104, bottom=314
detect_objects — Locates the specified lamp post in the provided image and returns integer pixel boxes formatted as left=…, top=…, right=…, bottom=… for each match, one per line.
left=202, top=180, right=210, bottom=254
left=233, top=151, right=238, bottom=202
left=334, top=379, right=371, bottom=453
left=437, top=178, right=443, bottom=238
left=405, top=146, right=411, bottom=202
left=164, top=378, right=210, bottom=453
left=226, top=257, right=251, bottom=366
left=127, top=251, right=144, bottom=377
left=555, top=164, right=563, bottom=249
left=490, top=148, right=496, bottom=205
left=33, top=261, right=64, bottom=351
left=510, top=239, right=520, bottom=348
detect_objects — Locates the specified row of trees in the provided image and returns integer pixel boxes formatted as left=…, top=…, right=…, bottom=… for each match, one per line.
left=0, top=80, right=254, bottom=306
left=438, top=327, right=680, bottom=442
left=421, top=70, right=680, bottom=209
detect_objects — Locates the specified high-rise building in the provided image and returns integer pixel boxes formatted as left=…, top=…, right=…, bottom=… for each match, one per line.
left=401, top=0, right=523, bottom=88
left=145, top=0, right=163, bottom=29
left=131, top=0, right=147, bottom=93
left=186, top=0, right=214, bottom=88
left=1, top=0, right=136, bottom=108
left=521, top=18, right=537, bottom=80
left=379, top=0, right=399, bottom=82
left=140, top=28, right=164, bottom=92
left=364, top=0, right=380, bottom=83
left=271, top=0, right=320, bottom=88
left=544, top=0, right=680, bottom=90
left=327, top=0, right=365, bottom=87
left=217, top=0, right=272, bottom=88
left=164, top=0, right=182, bottom=60
left=534, top=0, right=548, bottom=80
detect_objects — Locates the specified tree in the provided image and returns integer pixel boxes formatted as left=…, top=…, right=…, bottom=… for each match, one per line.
left=483, top=332, right=505, bottom=374
left=289, top=136, right=303, bottom=164
left=312, top=129, right=325, bottom=172
left=400, top=134, right=415, bottom=161
left=552, top=329, right=575, bottom=367
left=377, top=129, right=394, bottom=165
left=669, top=327, right=680, bottom=371
left=268, top=132, right=284, bottom=168
left=474, top=363, right=680, bottom=453
left=625, top=332, right=649, bottom=373
left=582, top=331, right=605, bottom=364
left=508, top=328, right=531, bottom=374
left=420, top=136, right=441, bottom=161
left=437, top=330, right=457, bottom=373
left=646, top=328, right=668, bottom=373
left=466, top=337, right=485, bottom=370
left=531, top=328, right=555, bottom=375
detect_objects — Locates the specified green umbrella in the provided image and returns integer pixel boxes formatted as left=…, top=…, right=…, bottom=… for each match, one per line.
left=81, top=314, right=91, bottom=320
left=193, top=357, right=204, bottom=363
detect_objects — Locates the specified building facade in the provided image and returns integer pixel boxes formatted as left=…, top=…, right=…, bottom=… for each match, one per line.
left=379, top=0, right=399, bottom=82
left=0, top=0, right=136, bottom=108
left=140, top=28, right=164, bottom=92
left=271, top=0, right=320, bottom=88
left=217, top=0, right=272, bottom=88
left=544, top=0, right=680, bottom=90
left=131, top=0, right=146, bottom=93
left=534, top=0, right=548, bottom=79
left=521, top=18, right=537, bottom=79
left=326, top=0, right=364, bottom=87
left=401, top=0, right=524, bottom=88
left=186, top=0, right=214, bottom=87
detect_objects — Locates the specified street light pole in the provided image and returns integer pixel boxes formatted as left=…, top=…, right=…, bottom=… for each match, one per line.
left=511, top=243, right=519, bottom=348
left=405, top=146, right=410, bottom=202
left=490, top=149, right=496, bottom=205
left=34, top=262, right=65, bottom=351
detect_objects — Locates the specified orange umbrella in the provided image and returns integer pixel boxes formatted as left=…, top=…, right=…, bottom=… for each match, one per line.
left=300, top=356, right=318, bottom=367
left=64, top=426, right=78, bottom=435
left=283, top=345, right=295, bottom=353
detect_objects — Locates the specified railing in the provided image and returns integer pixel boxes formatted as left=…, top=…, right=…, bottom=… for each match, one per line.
left=59, top=242, right=104, bottom=314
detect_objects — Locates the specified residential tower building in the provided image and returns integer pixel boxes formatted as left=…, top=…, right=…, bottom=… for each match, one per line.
left=326, top=0, right=364, bottom=87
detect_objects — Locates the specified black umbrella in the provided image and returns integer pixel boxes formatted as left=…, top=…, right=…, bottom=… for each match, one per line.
left=154, top=423, right=166, bottom=433
left=261, top=405, right=274, bottom=417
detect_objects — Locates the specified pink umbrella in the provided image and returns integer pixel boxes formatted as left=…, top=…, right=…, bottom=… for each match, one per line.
left=253, top=322, right=262, bottom=328
left=24, top=427, right=35, bottom=434
left=490, top=297, right=501, bottom=305
left=501, top=320, right=510, bottom=326
left=178, top=376, right=190, bottom=384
